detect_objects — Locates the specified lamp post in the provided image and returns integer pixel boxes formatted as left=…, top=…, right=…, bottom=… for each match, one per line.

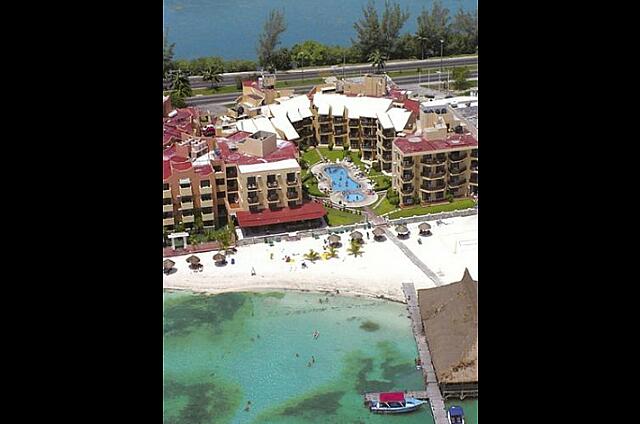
left=417, top=36, right=426, bottom=85
left=439, top=39, right=444, bottom=91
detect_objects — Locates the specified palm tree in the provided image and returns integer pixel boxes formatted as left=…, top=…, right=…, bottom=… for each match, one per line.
left=202, top=66, right=223, bottom=90
left=325, top=245, right=338, bottom=259
left=368, top=50, right=386, bottom=74
left=214, top=228, right=232, bottom=253
left=347, top=240, right=364, bottom=257
left=304, top=249, right=321, bottom=262
left=170, top=69, right=192, bottom=98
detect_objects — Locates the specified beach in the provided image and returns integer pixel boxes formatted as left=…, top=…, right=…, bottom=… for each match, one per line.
left=163, top=214, right=478, bottom=301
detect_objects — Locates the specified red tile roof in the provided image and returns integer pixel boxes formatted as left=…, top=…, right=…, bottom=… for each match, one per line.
left=394, top=133, right=478, bottom=155
left=236, top=201, right=327, bottom=228
left=215, top=132, right=298, bottom=165
left=194, top=164, right=213, bottom=177
left=403, top=99, right=420, bottom=115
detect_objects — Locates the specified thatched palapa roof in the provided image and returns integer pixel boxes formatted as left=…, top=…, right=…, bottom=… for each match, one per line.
left=328, top=234, right=341, bottom=244
left=350, top=231, right=363, bottom=240
left=372, top=227, right=385, bottom=237
left=417, top=268, right=478, bottom=384
left=186, top=255, right=201, bottom=264
left=163, top=259, right=175, bottom=270
left=418, top=222, right=431, bottom=232
left=396, top=225, right=409, bottom=234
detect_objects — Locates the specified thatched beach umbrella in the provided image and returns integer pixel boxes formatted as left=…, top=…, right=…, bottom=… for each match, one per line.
left=418, top=222, right=432, bottom=235
left=396, top=225, right=409, bottom=236
left=328, top=234, right=341, bottom=246
left=350, top=231, right=363, bottom=242
left=186, top=255, right=200, bottom=265
left=213, top=252, right=226, bottom=265
left=372, top=227, right=386, bottom=241
left=163, top=259, right=175, bottom=272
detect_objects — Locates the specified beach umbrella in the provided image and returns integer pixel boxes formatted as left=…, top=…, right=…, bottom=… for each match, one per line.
left=213, top=252, right=226, bottom=264
left=396, top=225, right=409, bottom=235
left=328, top=234, right=341, bottom=245
left=418, top=223, right=432, bottom=233
left=350, top=231, right=363, bottom=241
left=372, top=227, right=386, bottom=239
left=163, top=259, right=175, bottom=271
left=186, top=255, right=200, bottom=264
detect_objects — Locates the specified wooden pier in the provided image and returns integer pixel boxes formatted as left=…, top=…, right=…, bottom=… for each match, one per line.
left=402, top=283, right=449, bottom=424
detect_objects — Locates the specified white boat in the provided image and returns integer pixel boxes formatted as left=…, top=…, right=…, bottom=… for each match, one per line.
left=447, top=405, right=465, bottom=424
left=369, top=392, right=425, bottom=414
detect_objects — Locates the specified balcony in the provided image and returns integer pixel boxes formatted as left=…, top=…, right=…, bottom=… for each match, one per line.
left=471, top=149, right=478, bottom=158
left=199, top=186, right=212, bottom=195
left=286, top=177, right=298, bottom=185
left=247, top=182, right=259, bottom=190
left=381, top=129, right=395, bottom=138
left=448, top=165, right=467, bottom=175
left=400, top=172, right=414, bottom=181
left=248, top=195, right=260, bottom=205
left=382, top=141, right=392, bottom=150
left=179, top=201, right=194, bottom=210
left=420, top=183, right=446, bottom=192
left=421, top=170, right=446, bottom=179
left=448, top=178, right=467, bottom=188
left=267, top=194, right=280, bottom=202
left=401, top=159, right=414, bottom=167
left=349, top=120, right=360, bottom=127
left=163, top=217, right=174, bottom=226
left=449, top=152, right=468, bottom=162
left=362, top=142, right=375, bottom=150
left=225, top=168, right=238, bottom=178
left=163, top=189, right=171, bottom=198
left=381, top=154, right=392, bottom=162
left=266, top=180, right=279, bottom=188
left=200, top=199, right=214, bottom=208
left=318, top=115, right=331, bottom=122
left=179, top=187, right=192, bottom=196
left=350, top=130, right=361, bottom=138
left=401, top=185, right=414, bottom=194
left=362, top=129, right=376, bottom=137
left=319, top=124, right=332, bottom=134
left=402, top=197, right=415, bottom=206
left=163, top=203, right=173, bottom=212
left=202, top=212, right=215, bottom=222
left=335, top=127, right=346, bottom=136
left=227, top=182, right=239, bottom=192
left=286, top=190, right=299, bottom=199
left=470, top=174, right=478, bottom=184
left=182, top=215, right=195, bottom=224
left=361, top=118, right=376, bottom=127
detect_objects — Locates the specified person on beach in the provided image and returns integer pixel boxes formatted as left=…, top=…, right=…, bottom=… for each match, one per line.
left=251, top=267, right=256, bottom=276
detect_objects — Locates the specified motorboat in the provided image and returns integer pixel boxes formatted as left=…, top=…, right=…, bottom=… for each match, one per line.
left=447, top=405, right=465, bottom=424
left=369, top=392, right=425, bottom=414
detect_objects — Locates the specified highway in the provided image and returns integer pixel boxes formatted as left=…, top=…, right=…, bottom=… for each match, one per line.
left=184, top=70, right=478, bottom=106
left=167, top=55, right=477, bottom=89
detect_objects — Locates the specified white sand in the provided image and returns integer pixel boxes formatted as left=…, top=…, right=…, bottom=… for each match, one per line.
left=163, top=215, right=478, bottom=302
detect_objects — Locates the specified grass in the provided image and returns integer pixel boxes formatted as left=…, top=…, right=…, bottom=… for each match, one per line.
left=276, top=77, right=325, bottom=88
left=372, top=197, right=398, bottom=216
left=387, top=66, right=478, bottom=79
left=386, top=199, right=475, bottom=219
left=302, top=148, right=322, bottom=166
left=324, top=207, right=364, bottom=227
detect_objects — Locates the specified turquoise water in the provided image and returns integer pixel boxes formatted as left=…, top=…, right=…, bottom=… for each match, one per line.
left=345, top=192, right=365, bottom=202
left=164, top=290, right=444, bottom=423
left=164, top=0, right=478, bottom=60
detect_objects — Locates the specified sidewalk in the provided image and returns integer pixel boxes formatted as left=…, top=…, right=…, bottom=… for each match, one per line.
left=163, top=241, right=221, bottom=258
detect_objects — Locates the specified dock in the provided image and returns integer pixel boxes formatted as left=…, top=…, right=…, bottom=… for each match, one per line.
left=363, top=390, right=428, bottom=405
left=402, top=282, right=449, bottom=424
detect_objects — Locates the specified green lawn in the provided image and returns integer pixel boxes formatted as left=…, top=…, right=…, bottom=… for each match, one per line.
left=324, top=207, right=364, bottom=227
left=386, top=199, right=475, bottom=219
left=373, top=197, right=398, bottom=216
left=276, top=77, right=325, bottom=88
left=302, top=148, right=322, bottom=166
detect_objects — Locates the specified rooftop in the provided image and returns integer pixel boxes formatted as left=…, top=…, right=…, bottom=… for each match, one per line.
left=417, top=269, right=478, bottom=384
left=394, top=133, right=478, bottom=155
left=237, top=158, right=299, bottom=174
left=215, top=131, right=298, bottom=165
left=235, top=201, right=326, bottom=228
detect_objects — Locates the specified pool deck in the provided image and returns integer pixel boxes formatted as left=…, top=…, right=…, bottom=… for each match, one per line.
left=311, top=160, right=378, bottom=207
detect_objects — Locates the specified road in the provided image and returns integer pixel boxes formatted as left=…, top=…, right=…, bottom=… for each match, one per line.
left=167, top=55, right=477, bottom=89
left=184, top=70, right=478, bottom=106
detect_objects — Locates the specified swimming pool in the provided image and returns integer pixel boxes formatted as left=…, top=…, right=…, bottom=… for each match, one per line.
left=325, top=166, right=361, bottom=192
left=345, top=192, right=365, bottom=202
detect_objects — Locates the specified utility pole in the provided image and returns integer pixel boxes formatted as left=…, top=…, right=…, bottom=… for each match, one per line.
left=440, top=39, right=444, bottom=91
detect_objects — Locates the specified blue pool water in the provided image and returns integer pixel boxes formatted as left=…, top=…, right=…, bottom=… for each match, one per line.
left=325, top=166, right=360, bottom=192
left=345, top=192, right=365, bottom=202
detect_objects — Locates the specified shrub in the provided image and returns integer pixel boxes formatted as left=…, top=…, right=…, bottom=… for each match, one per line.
left=235, top=76, right=243, bottom=90
left=447, top=193, right=454, bottom=203
left=372, top=162, right=381, bottom=172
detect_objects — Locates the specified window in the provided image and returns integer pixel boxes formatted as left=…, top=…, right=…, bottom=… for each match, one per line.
left=182, top=196, right=193, bottom=203
left=179, top=179, right=191, bottom=189
left=213, top=165, right=222, bottom=172
left=216, top=178, right=225, bottom=186
left=201, top=193, right=212, bottom=201
left=163, top=211, right=173, bottom=219
left=217, top=191, right=226, bottom=199
left=163, top=198, right=172, bottom=205
left=200, top=180, right=211, bottom=188
left=163, top=183, right=169, bottom=191
left=202, top=207, right=213, bottom=214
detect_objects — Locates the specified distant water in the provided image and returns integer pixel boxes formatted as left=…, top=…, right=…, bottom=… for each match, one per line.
left=163, top=290, right=478, bottom=423
left=164, top=0, right=478, bottom=60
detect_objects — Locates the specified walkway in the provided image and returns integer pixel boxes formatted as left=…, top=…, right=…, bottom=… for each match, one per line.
left=363, top=206, right=387, bottom=227
left=383, top=228, right=443, bottom=286
left=402, top=283, right=448, bottom=424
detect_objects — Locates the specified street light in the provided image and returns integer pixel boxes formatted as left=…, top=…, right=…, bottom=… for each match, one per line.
left=417, top=36, right=427, bottom=85
left=440, top=39, right=444, bottom=91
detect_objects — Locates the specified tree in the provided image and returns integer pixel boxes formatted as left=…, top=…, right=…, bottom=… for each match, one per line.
left=380, top=1, right=410, bottom=59
left=270, top=48, right=293, bottom=71
left=368, top=50, right=386, bottom=74
left=352, top=1, right=382, bottom=61
left=214, top=228, right=232, bottom=253
left=452, top=66, right=470, bottom=91
left=304, top=249, right=321, bottom=262
left=450, top=9, right=477, bottom=54
left=416, top=0, right=451, bottom=59
left=257, top=9, right=287, bottom=69
left=163, top=29, right=176, bottom=77
left=347, top=240, right=363, bottom=257
left=202, top=66, right=223, bottom=89
left=169, top=91, right=186, bottom=108
left=325, top=245, right=338, bottom=259
left=170, top=69, right=192, bottom=98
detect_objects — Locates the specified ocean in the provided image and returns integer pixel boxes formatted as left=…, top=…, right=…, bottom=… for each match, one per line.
left=163, top=290, right=478, bottom=423
left=164, top=0, right=478, bottom=60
